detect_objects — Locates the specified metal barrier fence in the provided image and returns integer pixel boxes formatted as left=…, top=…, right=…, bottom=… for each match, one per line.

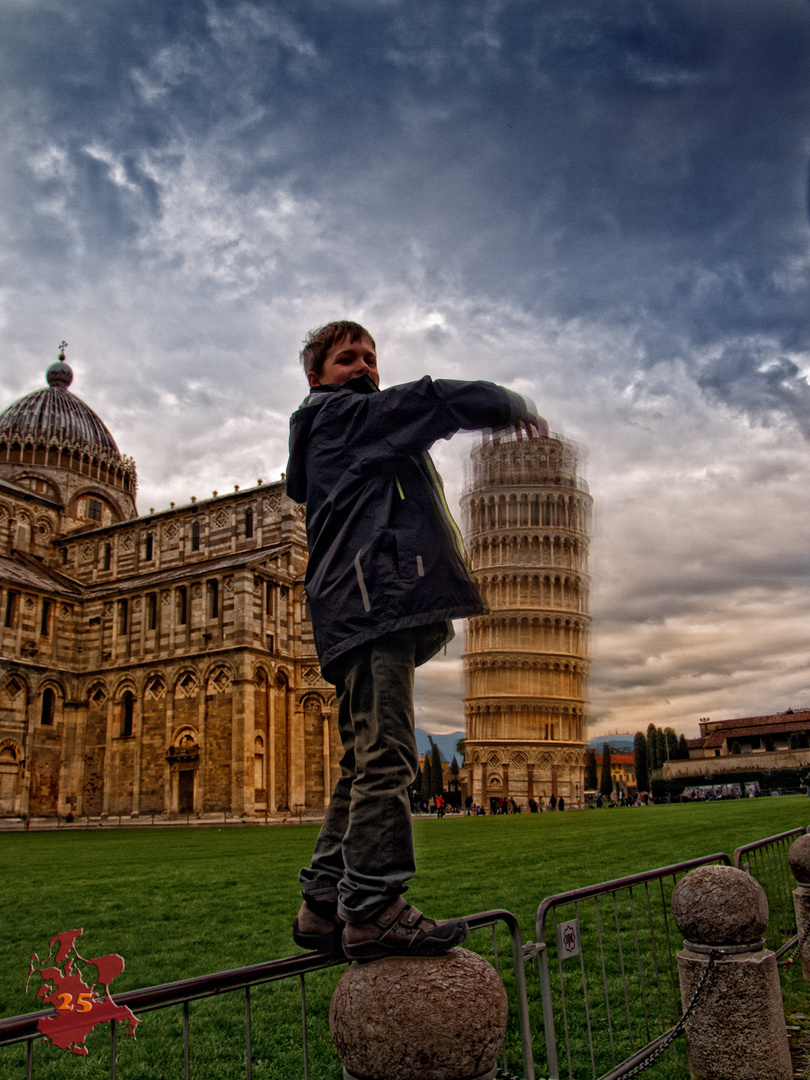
left=0, top=911, right=532, bottom=1080
left=532, top=853, right=731, bottom=1080
left=733, top=827, right=806, bottom=958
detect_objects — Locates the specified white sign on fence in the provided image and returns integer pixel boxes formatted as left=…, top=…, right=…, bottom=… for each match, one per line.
left=556, top=919, right=581, bottom=959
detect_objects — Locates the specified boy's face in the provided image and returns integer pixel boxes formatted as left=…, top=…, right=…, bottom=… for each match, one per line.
left=308, top=334, right=379, bottom=388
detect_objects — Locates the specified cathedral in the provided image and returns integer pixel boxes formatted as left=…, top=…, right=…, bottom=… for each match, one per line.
left=461, top=429, right=592, bottom=809
left=0, top=351, right=337, bottom=819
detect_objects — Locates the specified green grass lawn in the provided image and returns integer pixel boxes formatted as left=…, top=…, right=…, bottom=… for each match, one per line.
left=1, top=796, right=809, bottom=1079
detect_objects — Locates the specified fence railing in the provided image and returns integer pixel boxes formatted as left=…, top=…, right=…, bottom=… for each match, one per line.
left=0, top=911, right=532, bottom=1080
left=733, top=827, right=806, bottom=957
left=532, top=853, right=731, bottom=1080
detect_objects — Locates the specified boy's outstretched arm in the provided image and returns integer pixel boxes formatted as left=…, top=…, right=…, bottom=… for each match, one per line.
left=336, top=376, right=544, bottom=462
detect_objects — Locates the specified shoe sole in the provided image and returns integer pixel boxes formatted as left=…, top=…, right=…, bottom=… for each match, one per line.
left=292, top=920, right=345, bottom=956
left=343, top=923, right=468, bottom=961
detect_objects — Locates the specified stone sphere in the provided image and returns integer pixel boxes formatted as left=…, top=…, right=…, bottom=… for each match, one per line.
left=788, top=834, right=810, bottom=884
left=329, top=948, right=508, bottom=1080
left=672, top=865, right=769, bottom=945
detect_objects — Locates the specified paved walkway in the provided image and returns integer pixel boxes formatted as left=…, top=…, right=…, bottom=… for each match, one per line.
left=0, top=811, right=450, bottom=832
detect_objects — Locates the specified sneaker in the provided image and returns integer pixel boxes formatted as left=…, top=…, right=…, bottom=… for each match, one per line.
left=292, top=899, right=344, bottom=955
left=342, top=897, right=467, bottom=960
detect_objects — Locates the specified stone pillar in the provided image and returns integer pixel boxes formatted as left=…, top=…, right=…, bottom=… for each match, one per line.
left=671, top=864, right=791, bottom=1080
left=329, top=949, right=507, bottom=1080
left=322, top=712, right=331, bottom=809
left=788, top=833, right=810, bottom=980
left=230, top=674, right=253, bottom=816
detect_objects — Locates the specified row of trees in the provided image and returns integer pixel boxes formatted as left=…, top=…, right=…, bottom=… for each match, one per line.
left=584, top=747, right=602, bottom=793
left=583, top=746, right=615, bottom=795
left=411, top=737, right=461, bottom=803
left=584, top=725, right=691, bottom=796
left=634, top=725, right=689, bottom=791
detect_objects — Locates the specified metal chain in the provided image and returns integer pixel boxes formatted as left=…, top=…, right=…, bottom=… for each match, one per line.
left=602, top=931, right=804, bottom=1080
left=778, top=919, right=810, bottom=969
left=610, top=950, right=718, bottom=1080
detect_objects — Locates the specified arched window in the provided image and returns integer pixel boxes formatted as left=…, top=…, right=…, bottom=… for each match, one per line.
left=245, top=508, right=254, bottom=539
left=41, top=688, right=55, bottom=726
left=122, top=690, right=134, bottom=737
left=191, top=520, right=200, bottom=551
left=4, top=591, right=18, bottom=628
left=144, top=533, right=154, bottom=561
left=254, top=735, right=265, bottom=789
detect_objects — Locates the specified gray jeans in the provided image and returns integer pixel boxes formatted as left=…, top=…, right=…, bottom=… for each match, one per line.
left=299, top=628, right=421, bottom=923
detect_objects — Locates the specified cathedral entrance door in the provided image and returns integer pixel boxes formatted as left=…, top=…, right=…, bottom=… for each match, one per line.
left=0, top=746, right=19, bottom=814
left=0, top=768, right=17, bottom=814
left=178, top=770, right=194, bottom=814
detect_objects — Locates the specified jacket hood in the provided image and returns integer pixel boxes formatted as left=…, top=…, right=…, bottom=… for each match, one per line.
left=286, top=374, right=380, bottom=503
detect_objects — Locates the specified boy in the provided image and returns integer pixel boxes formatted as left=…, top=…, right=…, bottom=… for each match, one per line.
left=285, top=320, right=542, bottom=960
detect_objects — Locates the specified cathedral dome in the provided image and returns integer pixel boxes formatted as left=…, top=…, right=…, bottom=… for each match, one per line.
left=0, top=358, right=121, bottom=458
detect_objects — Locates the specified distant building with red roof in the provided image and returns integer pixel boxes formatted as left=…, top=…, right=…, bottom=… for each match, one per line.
left=663, top=708, right=810, bottom=781
left=692, top=710, right=810, bottom=757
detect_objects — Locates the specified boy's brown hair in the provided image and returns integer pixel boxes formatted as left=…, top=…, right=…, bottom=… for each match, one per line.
left=300, top=321, right=375, bottom=377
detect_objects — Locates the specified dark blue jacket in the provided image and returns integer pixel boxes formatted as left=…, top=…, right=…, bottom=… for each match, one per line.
left=286, top=373, right=532, bottom=679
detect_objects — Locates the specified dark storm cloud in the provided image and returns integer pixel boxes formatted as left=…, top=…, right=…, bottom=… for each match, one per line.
left=6, top=0, right=810, bottom=366
left=698, top=347, right=810, bottom=436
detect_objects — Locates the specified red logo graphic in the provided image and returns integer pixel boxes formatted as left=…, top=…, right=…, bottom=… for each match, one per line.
left=25, top=929, right=139, bottom=1056
left=562, top=924, right=577, bottom=954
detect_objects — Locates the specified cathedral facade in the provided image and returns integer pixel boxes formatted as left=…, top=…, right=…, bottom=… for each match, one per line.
left=0, top=355, right=337, bottom=819
left=461, top=430, right=592, bottom=809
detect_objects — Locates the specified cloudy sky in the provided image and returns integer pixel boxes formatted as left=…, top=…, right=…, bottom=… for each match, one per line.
left=2, top=0, right=810, bottom=739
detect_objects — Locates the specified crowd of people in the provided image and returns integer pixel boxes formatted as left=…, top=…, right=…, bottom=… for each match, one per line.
left=408, top=793, right=574, bottom=815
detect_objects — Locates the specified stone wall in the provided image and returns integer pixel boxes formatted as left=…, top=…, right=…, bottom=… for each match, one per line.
left=662, top=748, right=810, bottom=780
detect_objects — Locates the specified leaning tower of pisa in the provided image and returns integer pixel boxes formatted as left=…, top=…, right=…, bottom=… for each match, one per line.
left=460, top=428, right=592, bottom=810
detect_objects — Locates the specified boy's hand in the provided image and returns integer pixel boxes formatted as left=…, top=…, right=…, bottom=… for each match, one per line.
left=514, top=414, right=548, bottom=439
